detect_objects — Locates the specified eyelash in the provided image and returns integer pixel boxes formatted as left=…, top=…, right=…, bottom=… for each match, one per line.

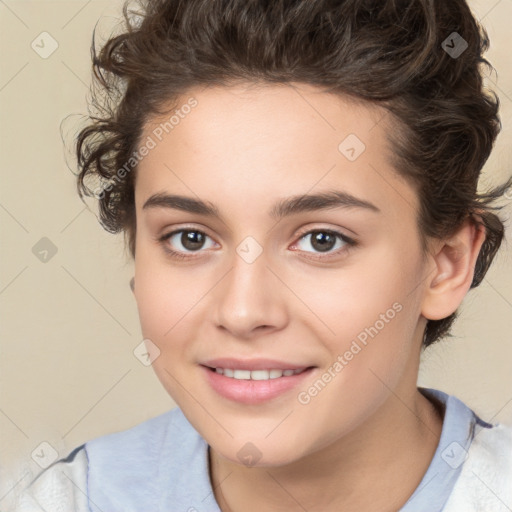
left=157, top=226, right=358, bottom=261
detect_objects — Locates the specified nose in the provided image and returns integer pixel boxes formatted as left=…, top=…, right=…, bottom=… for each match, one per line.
left=212, top=249, right=289, bottom=340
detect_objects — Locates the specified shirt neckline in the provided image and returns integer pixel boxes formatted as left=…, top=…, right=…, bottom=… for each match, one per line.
left=200, top=387, right=484, bottom=512
left=399, top=386, right=485, bottom=511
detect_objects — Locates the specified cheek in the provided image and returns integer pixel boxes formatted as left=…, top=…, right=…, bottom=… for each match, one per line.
left=309, top=246, right=423, bottom=380
left=133, top=258, right=200, bottom=400
left=306, top=248, right=414, bottom=338
left=133, top=246, right=186, bottom=345
left=134, top=238, right=196, bottom=331
left=134, top=275, right=174, bottom=339
left=133, top=250, right=217, bottom=381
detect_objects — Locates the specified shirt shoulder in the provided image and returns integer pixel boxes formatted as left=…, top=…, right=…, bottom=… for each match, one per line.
left=83, top=406, right=189, bottom=476
left=84, top=407, right=219, bottom=511
left=14, top=445, right=89, bottom=512
left=443, top=421, right=512, bottom=512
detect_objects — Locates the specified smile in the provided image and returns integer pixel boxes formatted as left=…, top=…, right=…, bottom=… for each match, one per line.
left=202, top=363, right=315, bottom=404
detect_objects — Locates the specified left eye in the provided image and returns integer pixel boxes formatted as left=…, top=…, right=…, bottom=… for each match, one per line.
left=293, top=230, right=353, bottom=254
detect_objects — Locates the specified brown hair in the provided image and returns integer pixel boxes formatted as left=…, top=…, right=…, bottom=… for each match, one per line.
left=75, top=0, right=512, bottom=347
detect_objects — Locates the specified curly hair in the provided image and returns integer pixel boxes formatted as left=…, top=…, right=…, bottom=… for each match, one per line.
left=75, top=0, right=512, bottom=348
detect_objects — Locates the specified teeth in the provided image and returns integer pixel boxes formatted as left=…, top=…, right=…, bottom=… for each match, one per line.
left=251, top=370, right=270, bottom=381
left=234, top=370, right=251, bottom=380
left=214, top=368, right=305, bottom=380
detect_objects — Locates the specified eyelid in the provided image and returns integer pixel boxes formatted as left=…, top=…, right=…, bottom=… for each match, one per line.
left=294, top=224, right=356, bottom=243
left=157, top=223, right=216, bottom=242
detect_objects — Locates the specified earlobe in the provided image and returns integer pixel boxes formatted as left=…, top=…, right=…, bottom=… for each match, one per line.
left=421, top=217, right=486, bottom=321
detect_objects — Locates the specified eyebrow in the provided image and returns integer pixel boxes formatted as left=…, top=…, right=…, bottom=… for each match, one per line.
left=142, top=190, right=381, bottom=220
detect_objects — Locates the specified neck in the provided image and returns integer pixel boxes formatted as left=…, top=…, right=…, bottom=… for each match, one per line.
left=209, top=387, right=443, bottom=512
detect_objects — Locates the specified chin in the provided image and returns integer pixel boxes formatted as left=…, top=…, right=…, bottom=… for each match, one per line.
left=216, top=422, right=321, bottom=463
left=213, top=441, right=301, bottom=469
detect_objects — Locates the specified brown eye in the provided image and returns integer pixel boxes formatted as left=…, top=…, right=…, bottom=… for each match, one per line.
left=293, top=229, right=356, bottom=258
left=309, top=231, right=337, bottom=252
left=160, top=229, right=216, bottom=254
left=180, top=230, right=206, bottom=251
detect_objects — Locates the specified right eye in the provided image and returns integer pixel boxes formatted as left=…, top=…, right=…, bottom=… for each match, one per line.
left=159, top=229, right=217, bottom=258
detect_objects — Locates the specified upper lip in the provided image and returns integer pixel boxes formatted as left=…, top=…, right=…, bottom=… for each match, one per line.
left=201, top=358, right=313, bottom=371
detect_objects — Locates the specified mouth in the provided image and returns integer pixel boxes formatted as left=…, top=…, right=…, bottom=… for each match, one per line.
left=200, top=359, right=316, bottom=404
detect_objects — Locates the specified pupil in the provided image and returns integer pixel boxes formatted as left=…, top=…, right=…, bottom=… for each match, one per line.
left=312, top=232, right=335, bottom=252
left=182, top=231, right=204, bottom=250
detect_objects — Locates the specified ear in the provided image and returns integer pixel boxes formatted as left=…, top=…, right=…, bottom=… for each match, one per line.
left=421, top=216, right=486, bottom=321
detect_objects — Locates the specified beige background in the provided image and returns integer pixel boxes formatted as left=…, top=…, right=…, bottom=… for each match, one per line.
left=0, top=0, right=511, bottom=504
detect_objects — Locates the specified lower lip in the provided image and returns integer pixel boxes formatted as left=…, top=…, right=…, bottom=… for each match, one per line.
left=201, top=365, right=315, bottom=404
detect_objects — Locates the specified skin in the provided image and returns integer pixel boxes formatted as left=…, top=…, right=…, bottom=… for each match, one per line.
left=131, top=82, right=485, bottom=511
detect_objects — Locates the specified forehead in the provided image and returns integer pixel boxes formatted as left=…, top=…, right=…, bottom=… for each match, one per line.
left=135, top=83, right=418, bottom=223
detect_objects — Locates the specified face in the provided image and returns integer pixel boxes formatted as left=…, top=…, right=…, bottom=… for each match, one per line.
left=133, top=83, right=432, bottom=467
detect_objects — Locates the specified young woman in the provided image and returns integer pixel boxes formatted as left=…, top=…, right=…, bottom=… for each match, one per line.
left=16, top=0, right=512, bottom=510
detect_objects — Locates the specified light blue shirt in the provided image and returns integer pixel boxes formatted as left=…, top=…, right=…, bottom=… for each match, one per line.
left=29, top=387, right=496, bottom=511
